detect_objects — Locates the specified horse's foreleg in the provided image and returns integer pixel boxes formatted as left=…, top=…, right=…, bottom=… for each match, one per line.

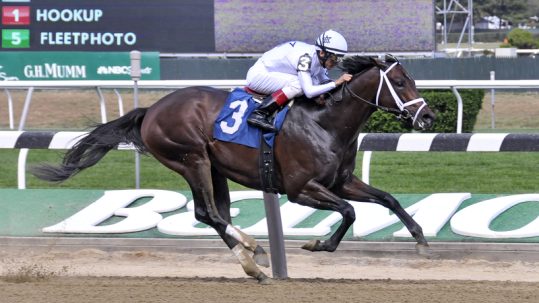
left=334, top=176, right=431, bottom=255
left=293, top=180, right=356, bottom=252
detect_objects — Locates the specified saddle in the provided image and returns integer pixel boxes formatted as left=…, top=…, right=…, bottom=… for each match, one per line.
left=215, top=87, right=325, bottom=193
left=244, top=86, right=327, bottom=106
left=243, top=87, right=267, bottom=101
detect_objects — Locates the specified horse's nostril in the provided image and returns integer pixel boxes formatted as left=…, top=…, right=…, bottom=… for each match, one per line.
left=421, top=113, right=435, bottom=128
left=425, top=112, right=435, bottom=121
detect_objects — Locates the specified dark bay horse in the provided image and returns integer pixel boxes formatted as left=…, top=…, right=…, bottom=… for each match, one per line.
left=34, top=55, right=435, bottom=283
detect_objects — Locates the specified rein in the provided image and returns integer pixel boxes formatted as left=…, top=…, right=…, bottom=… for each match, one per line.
left=341, top=62, right=427, bottom=123
left=343, top=82, right=402, bottom=116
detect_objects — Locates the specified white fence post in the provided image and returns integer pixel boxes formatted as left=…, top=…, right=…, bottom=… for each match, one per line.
left=490, top=71, right=496, bottom=129
left=131, top=50, right=142, bottom=189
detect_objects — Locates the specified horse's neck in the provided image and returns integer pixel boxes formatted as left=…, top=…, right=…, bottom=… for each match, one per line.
left=316, top=78, right=378, bottom=143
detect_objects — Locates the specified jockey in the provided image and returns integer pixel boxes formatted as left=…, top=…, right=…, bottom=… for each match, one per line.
left=246, top=29, right=353, bottom=132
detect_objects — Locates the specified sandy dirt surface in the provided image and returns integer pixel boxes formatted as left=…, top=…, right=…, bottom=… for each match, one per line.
left=1, top=248, right=539, bottom=303
left=476, top=91, right=539, bottom=129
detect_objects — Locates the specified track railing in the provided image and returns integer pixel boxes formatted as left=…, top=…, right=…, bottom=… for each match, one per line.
left=2, top=131, right=539, bottom=189
left=2, top=79, right=539, bottom=132
left=356, top=133, right=539, bottom=184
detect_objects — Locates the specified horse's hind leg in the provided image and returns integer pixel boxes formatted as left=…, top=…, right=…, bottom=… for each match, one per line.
left=211, top=166, right=269, bottom=268
left=157, top=152, right=269, bottom=283
left=191, top=188, right=269, bottom=282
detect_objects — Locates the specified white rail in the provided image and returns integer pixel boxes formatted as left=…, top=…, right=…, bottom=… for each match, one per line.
left=3, top=131, right=539, bottom=189
left=2, top=79, right=539, bottom=133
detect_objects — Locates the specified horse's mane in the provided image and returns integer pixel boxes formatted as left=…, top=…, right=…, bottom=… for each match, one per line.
left=296, top=55, right=398, bottom=107
left=340, top=55, right=379, bottom=75
left=311, top=56, right=381, bottom=105
left=340, top=54, right=401, bottom=75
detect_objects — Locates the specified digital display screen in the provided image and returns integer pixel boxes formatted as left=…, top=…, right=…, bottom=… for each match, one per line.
left=0, top=0, right=434, bottom=53
left=215, top=0, right=435, bottom=52
left=0, top=0, right=214, bottom=52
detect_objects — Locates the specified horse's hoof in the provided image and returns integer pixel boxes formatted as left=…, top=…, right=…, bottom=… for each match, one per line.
left=254, top=249, right=270, bottom=268
left=302, top=239, right=321, bottom=251
left=416, top=243, right=437, bottom=259
left=256, top=272, right=272, bottom=285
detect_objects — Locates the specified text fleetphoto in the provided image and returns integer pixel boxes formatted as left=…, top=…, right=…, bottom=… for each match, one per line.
left=40, top=32, right=137, bottom=46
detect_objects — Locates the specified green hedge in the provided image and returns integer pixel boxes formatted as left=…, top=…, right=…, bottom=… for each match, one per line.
left=507, top=28, right=539, bottom=49
left=363, top=89, right=484, bottom=133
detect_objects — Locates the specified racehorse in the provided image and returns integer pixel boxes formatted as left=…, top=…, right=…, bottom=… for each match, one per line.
left=33, top=55, right=435, bottom=284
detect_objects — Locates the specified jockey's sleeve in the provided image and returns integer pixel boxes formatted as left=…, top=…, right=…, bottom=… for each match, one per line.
left=297, top=71, right=336, bottom=98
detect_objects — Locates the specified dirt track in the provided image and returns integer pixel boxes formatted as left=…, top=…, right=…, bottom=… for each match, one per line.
left=1, top=249, right=539, bottom=303
left=2, top=276, right=538, bottom=303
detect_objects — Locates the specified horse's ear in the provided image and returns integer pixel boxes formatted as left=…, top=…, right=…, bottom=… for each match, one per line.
left=370, top=57, right=384, bottom=68
left=385, top=54, right=400, bottom=63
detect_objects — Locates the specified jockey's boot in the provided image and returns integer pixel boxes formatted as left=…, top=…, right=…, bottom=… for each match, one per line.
left=247, top=91, right=287, bottom=132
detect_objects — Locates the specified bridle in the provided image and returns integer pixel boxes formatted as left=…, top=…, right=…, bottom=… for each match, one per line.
left=342, top=61, right=427, bottom=124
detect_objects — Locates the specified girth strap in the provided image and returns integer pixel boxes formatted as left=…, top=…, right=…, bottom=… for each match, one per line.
left=259, top=134, right=278, bottom=193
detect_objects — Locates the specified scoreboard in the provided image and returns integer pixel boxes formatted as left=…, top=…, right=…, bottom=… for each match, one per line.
left=0, top=0, right=214, bottom=52
left=0, top=0, right=435, bottom=53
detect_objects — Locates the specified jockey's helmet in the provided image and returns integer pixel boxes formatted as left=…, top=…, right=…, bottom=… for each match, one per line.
left=315, top=30, right=348, bottom=56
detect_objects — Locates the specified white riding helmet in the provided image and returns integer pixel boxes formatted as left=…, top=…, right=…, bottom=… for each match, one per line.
left=315, top=30, right=348, bottom=56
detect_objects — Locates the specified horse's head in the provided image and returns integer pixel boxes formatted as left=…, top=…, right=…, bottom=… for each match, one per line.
left=372, top=55, right=435, bottom=130
left=342, top=55, right=435, bottom=130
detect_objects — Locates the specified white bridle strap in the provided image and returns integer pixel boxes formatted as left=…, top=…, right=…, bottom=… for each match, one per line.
left=375, top=62, right=427, bottom=124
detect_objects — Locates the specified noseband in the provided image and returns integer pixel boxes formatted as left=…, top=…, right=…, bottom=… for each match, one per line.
left=344, top=62, right=427, bottom=124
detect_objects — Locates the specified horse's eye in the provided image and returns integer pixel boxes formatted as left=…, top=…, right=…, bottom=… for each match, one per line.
left=395, top=80, right=405, bottom=87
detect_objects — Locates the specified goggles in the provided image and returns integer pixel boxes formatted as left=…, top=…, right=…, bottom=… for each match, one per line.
left=328, top=53, right=344, bottom=63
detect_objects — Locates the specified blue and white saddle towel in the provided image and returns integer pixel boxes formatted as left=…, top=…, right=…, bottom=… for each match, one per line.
left=213, top=88, right=289, bottom=148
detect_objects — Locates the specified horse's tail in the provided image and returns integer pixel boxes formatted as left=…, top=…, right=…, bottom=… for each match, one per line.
left=32, top=107, right=148, bottom=182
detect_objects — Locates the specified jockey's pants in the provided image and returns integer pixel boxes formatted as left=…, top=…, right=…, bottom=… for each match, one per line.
left=246, top=60, right=303, bottom=99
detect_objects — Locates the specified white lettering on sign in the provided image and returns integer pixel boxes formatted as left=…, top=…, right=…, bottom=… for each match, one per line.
left=41, top=190, right=539, bottom=239
left=35, top=9, right=104, bottom=23
left=244, top=201, right=323, bottom=236
left=157, top=191, right=261, bottom=236
left=96, top=66, right=153, bottom=76
left=23, top=64, right=86, bottom=79
left=43, top=190, right=186, bottom=233
left=451, top=194, right=539, bottom=238
left=352, top=193, right=470, bottom=238
left=40, top=32, right=137, bottom=46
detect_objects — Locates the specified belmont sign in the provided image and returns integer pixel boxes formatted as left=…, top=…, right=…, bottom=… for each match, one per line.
left=42, top=190, right=539, bottom=240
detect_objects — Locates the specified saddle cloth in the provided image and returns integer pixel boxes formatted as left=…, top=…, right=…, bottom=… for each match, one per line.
left=213, top=88, right=289, bottom=148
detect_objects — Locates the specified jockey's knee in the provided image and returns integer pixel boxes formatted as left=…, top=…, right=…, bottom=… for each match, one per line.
left=282, top=84, right=302, bottom=99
